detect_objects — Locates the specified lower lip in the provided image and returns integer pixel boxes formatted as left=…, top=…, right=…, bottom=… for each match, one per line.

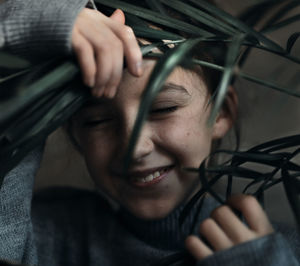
left=129, top=167, right=172, bottom=188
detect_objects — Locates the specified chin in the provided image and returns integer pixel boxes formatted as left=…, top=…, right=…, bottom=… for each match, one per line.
left=133, top=211, right=168, bottom=221
left=125, top=201, right=178, bottom=221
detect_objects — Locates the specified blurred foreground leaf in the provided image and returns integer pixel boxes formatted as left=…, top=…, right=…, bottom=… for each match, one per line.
left=0, top=4, right=299, bottom=265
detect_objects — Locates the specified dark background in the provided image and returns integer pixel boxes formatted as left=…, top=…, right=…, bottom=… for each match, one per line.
left=35, top=1, right=300, bottom=226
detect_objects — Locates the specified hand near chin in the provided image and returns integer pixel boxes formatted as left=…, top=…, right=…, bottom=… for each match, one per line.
left=185, top=195, right=274, bottom=260
left=72, top=8, right=143, bottom=98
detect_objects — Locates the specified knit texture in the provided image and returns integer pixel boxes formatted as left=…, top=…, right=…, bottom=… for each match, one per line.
left=0, top=147, right=43, bottom=265
left=0, top=24, right=4, bottom=48
left=0, top=0, right=88, bottom=60
left=0, top=147, right=298, bottom=266
left=0, top=0, right=300, bottom=265
left=30, top=185, right=300, bottom=266
left=118, top=196, right=218, bottom=250
left=197, top=233, right=299, bottom=266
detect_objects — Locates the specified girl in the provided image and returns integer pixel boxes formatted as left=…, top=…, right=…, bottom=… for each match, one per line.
left=0, top=0, right=299, bottom=265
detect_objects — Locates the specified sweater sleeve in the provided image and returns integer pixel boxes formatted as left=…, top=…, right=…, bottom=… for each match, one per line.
left=0, top=1, right=90, bottom=264
left=196, top=233, right=299, bottom=266
left=0, top=0, right=88, bottom=60
left=0, top=146, right=44, bottom=266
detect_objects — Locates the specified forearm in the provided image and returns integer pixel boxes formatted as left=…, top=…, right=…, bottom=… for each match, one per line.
left=0, top=0, right=88, bottom=60
left=0, top=146, right=43, bottom=265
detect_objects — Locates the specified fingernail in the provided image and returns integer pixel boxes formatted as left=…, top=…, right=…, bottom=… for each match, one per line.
left=85, top=77, right=95, bottom=88
left=135, top=61, right=142, bottom=76
left=103, top=87, right=115, bottom=99
left=108, top=88, right=116, bottom=98
left=103, top=92, right=111, bottom=99
left=88, top=78, right=95, bottom=88
left=93, top=87, right=104, bottom=97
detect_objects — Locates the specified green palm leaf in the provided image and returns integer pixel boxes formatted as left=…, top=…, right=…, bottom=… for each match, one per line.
left=0, top=0, right=299, bottom=239
left=0, top=52, right=30, bottom=69
left=188, top=0, right=284, bottom=52
left=124, top=38, right=204, bottom=170
left=159, top=0, right=237, bottom=36
left=208, top=34, right=244, bottom=124
left=95, top=0, right=213, bottom=37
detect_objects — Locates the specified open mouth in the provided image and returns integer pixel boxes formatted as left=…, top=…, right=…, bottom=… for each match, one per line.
left=130, top=166, right=173, bottom=186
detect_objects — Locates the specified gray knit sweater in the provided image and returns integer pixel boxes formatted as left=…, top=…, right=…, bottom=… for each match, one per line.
left=1, top=148, right=299, bottom=266
left=0, top=1, right=300, bottom=265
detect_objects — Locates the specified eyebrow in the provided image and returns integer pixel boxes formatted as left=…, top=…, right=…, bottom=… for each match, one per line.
left=81, top=82, right=191, bottom=109
left=81, top=97, right=110, bottom=109
left=161, top=82, right=191, bottom=96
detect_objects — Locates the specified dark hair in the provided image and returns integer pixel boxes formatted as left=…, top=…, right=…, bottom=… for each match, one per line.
left=67, top=0, right=240, bottom=157
left=136, top=2, right=240, bottom=153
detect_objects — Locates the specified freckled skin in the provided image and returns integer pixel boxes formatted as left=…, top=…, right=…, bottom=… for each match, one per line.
left=72, top=59, right=231, bottom=220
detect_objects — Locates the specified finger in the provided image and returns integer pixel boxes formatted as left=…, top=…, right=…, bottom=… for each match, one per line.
left=108, top=22, right=142, bottom=77
left=199, top=218, right=234, bottom=251
left=185, top=235, right=213, bottom=260
left=108, top=10, right=142, bottom=77
left=72, top=28, right=96, bottom=88
left=110, top=9, right=126, bottom=24
left=227, top=195, right=274, bottom=235
left=211, top=205, right=255, bottom=243
left=102, top=38, right=123, bottom=98
left=87, top=24, right=117, bottom=96
left=75, top=15, right=123, bottom=97
left=94, top=44, right=113, bottom=97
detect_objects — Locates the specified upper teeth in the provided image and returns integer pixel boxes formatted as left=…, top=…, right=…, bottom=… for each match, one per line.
left=136, top=170, right=161, bottom=183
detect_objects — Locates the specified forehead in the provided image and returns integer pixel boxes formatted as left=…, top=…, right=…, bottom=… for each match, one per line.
left=82, top=59, right=208, bottom=109
left=118, top=59, right=207, bottom=100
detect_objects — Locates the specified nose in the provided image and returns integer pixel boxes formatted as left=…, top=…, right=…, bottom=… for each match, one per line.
left=122, top=119, right=154, bottom=162
left=132, top=125, right=154, bottom=161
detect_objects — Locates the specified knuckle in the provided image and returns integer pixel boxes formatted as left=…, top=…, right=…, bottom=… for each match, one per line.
left=79, top=8, right=98, bottom=19
left=74, top=43, right=87, bottom=55
left=211, top=205, right=230, bottom=219
left=108, top=73, right=121, bottom=87
left=125, top=25, right=134, bottom=34
left=240, top=195, right=257, bottom=209
left=98, top=42, right=111, bottom=53
left=86, top=67, right=96, bottom=79
left=199, top=218, right=214, bottom=233
left=103, top=89, right=111, bottom=98
left=239, top=231, right=256, bottom=242
left=113, top=38, right=123, bottom=51
left=111, top=80, right=120, bottom=88
left=121, top=25, right=135, bottom=40
left=106, top=81, right=118, bottom=91
left=72, top=35, right=84, bottom=50
left=96, top=71, right=107, bottom=82
left=97, top=72, right=110, bottom=86
left=87, top=8, right=99, bottom=16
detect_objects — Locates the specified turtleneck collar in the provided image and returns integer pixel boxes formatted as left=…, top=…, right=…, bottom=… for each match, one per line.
left=117, top=195, right=219, bottom=251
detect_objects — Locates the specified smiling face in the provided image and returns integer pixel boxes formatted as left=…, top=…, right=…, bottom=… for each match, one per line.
left=72, top=59, right=232, bottom=220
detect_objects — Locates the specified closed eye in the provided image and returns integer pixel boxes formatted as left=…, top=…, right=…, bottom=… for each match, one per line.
left=83, top=118, right=113, bottom=128
left=150, top=106, right=178, bottom=114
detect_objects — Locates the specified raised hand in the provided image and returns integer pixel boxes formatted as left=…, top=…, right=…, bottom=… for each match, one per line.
left=185, top=195, right=274, bottom=260
left=72, top=8, right=143, bottom=98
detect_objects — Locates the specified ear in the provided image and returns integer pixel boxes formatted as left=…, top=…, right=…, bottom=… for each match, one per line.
left=63, top=118, right=84, bottom=154
left=212, top=86, right=238, bottom=140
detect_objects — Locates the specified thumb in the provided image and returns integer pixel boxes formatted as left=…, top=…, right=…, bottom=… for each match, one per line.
left=110, top=9, right=125, bottom=24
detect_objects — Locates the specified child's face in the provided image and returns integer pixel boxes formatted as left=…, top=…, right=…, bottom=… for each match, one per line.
left=73, top=59, right=230, bottom=219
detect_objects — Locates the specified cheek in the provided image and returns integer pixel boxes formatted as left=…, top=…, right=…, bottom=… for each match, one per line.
left=79, top=133, right=116, bottom=191
left=155, top=114, right=213, bottom=167
left=77, top=130, right=115, bottom=171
